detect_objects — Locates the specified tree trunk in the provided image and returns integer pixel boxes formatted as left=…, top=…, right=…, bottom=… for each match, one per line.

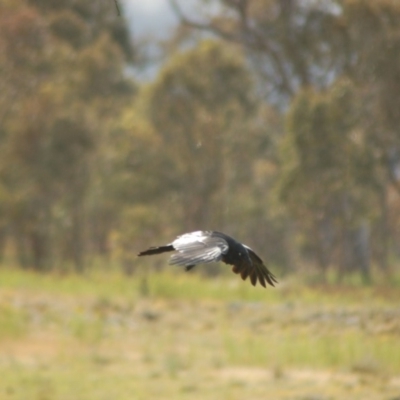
left=30, top=231, right=48, bottom=271
left=71, top=203, right=85, bottom=273
left=377, top=186, right=390, bottom=276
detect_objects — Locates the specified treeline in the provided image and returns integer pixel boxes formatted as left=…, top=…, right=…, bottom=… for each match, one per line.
left=1, top=0, right=400, bottom=281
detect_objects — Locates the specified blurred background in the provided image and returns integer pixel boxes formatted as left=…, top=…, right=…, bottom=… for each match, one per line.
left=1, top=0, right=400, bottom=399
left=1, top=0, right=400, bottom=281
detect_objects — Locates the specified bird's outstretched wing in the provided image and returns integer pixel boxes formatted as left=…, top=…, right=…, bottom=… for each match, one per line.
left=232, top=247, right=277, bottom=288
left=169, top=232, right=229, bottom=267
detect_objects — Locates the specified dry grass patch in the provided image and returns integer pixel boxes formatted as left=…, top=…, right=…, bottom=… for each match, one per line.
left=1, top=267, right=400, bottom=399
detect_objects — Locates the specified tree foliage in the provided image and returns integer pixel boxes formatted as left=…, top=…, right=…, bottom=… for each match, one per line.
left=279, top=80, right=377, bottom=279
left=146, top=41, right=257, bottom=229
left=0, top=0, right=133, bottom=270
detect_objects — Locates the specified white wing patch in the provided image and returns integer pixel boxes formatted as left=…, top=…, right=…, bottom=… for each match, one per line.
left=173, top=231, right=209, bottom=247
left=170, top=231, right=229, bottom=267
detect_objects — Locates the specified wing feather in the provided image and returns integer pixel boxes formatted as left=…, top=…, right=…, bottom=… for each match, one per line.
left=240, top=267, right=250, bottom=281
left=170, top=247, right=223, bottom=266
left=257, top=270, right=267, bottom=288
left=231, top=247, right=277, bottom=288
left=249, top=248, right=278, bottom=286
left=250, top=269, right=258, bottom=286
left=169, top=232, right=229, bottom=267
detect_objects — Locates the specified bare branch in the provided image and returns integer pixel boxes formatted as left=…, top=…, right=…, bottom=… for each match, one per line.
left=169, top=0, right=295, bottom=96
left=114, top=0, right=121, bottom=16
left=169, top=0, right=240, bottom=42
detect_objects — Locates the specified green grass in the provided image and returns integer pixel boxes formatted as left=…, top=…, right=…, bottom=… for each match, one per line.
left=1, top=264, right=399, bottom=304
left=222, top=328, right=400, bottom=373
left=0, top=304, right=29, bottom=340
left=1, top=265, right=400, bottom=399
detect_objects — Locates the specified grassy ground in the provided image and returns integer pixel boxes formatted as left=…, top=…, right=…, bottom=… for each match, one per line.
left=0, top=266, right=400, bottom=400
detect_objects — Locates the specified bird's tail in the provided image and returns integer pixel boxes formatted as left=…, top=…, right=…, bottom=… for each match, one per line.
left=138, top=245, right=174, bottom=256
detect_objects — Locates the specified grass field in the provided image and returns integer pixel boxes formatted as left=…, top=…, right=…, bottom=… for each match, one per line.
left=0, top=266, right=400, bottom=400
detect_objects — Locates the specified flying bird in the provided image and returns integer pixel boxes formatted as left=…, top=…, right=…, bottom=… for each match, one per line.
left=138, top=231, right=277, bottom=288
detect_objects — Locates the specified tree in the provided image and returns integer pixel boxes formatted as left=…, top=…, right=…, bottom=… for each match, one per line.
left=278, top=79, right=376, bottom=281
left=0, top=0, right=134, bottom=270
left=339, top=0, right=400, bottom=274
left=141, top=39, right=291, bottom=274
left=28, top=0, right=134, bottom=60
left=88, top=106, right=173, bottom=272
left=171, top=0, right=347, bottom=106
left=146, top=40, right=257, bottom=230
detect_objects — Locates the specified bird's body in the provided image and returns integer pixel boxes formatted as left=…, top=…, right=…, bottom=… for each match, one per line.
left=138, top=231, right=277, bottom=288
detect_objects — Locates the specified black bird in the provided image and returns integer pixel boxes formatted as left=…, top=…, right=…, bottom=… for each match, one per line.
left=138, top=231, right=277, bottom=288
